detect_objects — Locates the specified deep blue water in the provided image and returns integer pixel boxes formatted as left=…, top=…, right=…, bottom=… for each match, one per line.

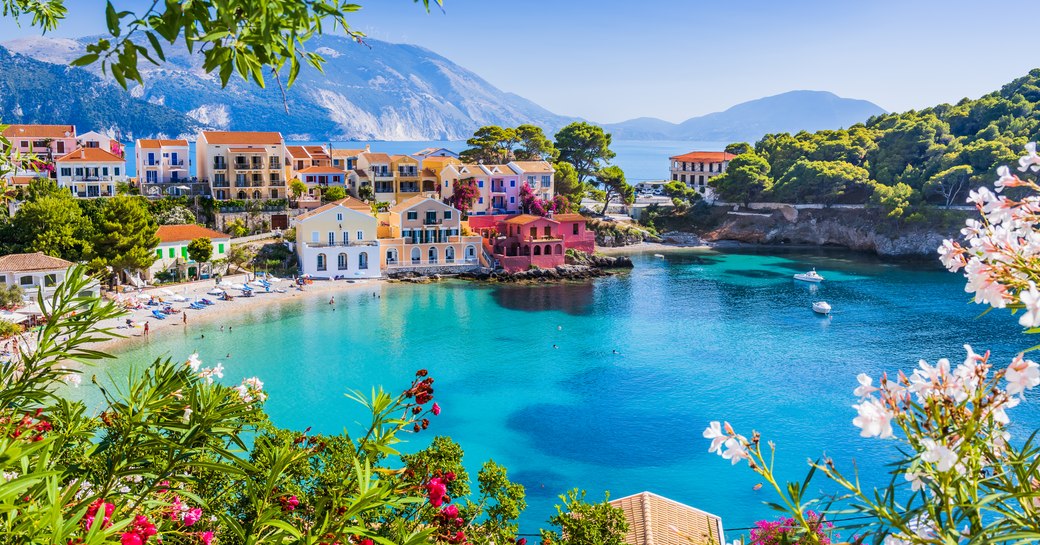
left=123, top=139, right=725, bottom=184
left=86, top=249, right=1039, bottom=535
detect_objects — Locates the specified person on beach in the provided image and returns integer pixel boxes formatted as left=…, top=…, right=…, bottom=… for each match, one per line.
left=220, top=325, right=224, bottom=332
left=329, top=297, right=335, bottom=305
left=144, top=322, right=150, bottom=336
left=182, top=313, right=187, bottom=325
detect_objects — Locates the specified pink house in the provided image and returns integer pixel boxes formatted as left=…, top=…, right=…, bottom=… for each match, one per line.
left=554, top=213, right=596, bottom=253
left=469, top=212, right=596, bottom=272
left=2, top=124, right=78, bottom=178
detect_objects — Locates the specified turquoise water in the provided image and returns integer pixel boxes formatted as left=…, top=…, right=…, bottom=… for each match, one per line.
left=86, top=249, right=1039, bottom=534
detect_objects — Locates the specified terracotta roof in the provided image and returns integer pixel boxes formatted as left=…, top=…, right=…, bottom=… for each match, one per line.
left=609, top=492, right=724, bottom=545
left=669, top=151, right=736, bottom=163
left=137, top=139, right=188, bottom=148
left=304, top=145, right=329, bottom=157
left=227, top=147, right=266, bottom=153
left=156, top=224, right=230, bottom=243
left=503, top=214, right=553, bottom=226
left=421, top=156, right=459, bottom=165
left=286, top=145, right=308, bottom=158
left=7, top=176, right=39, bottom=186
left=2, top=124, right=75, bottom=139
left=330, top=149, right=365, bottom=158
left=390, top=195, right=450, bottom=213
left=298, top=165, right=345, bottom=174
left=0, top=252, right=74, bottom=272
left=553, top=213, right=586, bottom=222
left=295, top=197, right=372, bottom=221
left=56, top=147, right=125, bottom=163
left=510, top=161, right=554, bottom=173
left=422, top=168, right=437, bottom=177
left=363, top=152, right=392, bottom=163
left=200, top=131, right=283, bottom=145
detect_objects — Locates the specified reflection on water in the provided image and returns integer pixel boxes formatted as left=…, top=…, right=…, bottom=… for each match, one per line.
left=491, top=283, right=595, bottom=315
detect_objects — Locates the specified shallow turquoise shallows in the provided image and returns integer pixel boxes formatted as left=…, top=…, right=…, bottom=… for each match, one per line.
left=88, top=249, right=1039, bottom=534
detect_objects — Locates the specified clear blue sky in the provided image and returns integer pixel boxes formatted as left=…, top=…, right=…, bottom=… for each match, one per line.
left=0, top=0, right=1032, bottom=123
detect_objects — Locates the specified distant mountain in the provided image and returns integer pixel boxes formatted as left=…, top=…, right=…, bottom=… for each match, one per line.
left=603, top=91, right=887, bottom=141
left=0, top=45, right=200, bottom=140
left=2, top=35, right=575, bottom=141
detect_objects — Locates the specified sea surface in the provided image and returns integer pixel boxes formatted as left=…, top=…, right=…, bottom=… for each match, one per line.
left=85, top=249, right=1040, bottom=535
left=123, top=139, right=726, bottom=184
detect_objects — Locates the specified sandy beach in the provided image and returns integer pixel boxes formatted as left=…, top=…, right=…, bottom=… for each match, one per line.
left=90, top=274, right=387, bottom=353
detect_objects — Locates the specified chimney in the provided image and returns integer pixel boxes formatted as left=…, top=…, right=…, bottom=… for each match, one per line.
left=365, top=144, right=371, bottom=152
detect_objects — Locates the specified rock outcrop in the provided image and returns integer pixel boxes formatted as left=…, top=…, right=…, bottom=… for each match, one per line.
left=458, top=265, right=613, bottom=283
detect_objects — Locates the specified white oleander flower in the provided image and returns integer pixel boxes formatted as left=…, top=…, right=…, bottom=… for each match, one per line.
left=994, top=165, right=1019, bottom=192
left=1018, top=142, right=1040, bottom=172
left=852, top=398, right=893, bottom=439
left=853, top=373, right=878, bottom=398
left=182, top=406, right=193, bottom=423
left=920, top=438, right=959, bottom=472
left=719, top=437, right=748, bottom=465
left=702, top=421, right=727, bottom=453
left=1019, top=283, right=1040, bottom=328
left=187, top=353, right=202, bottom=372
left=1006, top=354, right=1040, bottom=396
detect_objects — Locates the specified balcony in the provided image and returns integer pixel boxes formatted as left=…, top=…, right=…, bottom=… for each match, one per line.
left=305, top=240, right=379, bottom=248
left=212, top=181, right=231, bottom=188
left=397, top=169, right=418, bottom=177
left=372, top=169, right=393, bottom=179
left=166, top=159, right=186, bottom=167
left=213, top=161, right=227, bottom=170
left=70, top=175, right=118, bottom=182
left=422, top=218, right=442, bottom=225
left=399, top=183, right=420, bottom=193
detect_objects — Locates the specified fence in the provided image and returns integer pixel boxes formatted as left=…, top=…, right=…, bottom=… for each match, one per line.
left=230, top=232, right=278, bottom=245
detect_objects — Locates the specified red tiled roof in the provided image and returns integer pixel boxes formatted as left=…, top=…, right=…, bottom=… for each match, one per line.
left=363, top=152, right=392, bottom=163
left=553, top=213, right=586, bottom=222
left=2, top=124, right=75, bottom=139
left=7, top=176, right=40, bottom=186
left=609, top=492, right=724, bottom=545
left=421, top=168, right=437, bottom=177
left=330, top=149, right=365, bottom=157
left=510, top=161, right=554, bottom=173
left=503, top=214, right=554, bottom=226
left=669, top=151, right=736, bottom=162
left=298, top=165, right=345, bottom=174
left=0, top=252, right=74, bottom=272
left=56, top=147, right=125, bottom=163
left=156, top=224, right=230, bottom=243
left=137, top=139, right=188, bottom=148
left=201, top=131, right=283, bottom=145
left=286, top=145, right=308, bottom=158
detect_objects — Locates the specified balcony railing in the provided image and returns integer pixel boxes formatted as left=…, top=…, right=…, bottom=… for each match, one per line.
left=305, top=240, right=379, bottom=248
left=70, top=175, right=118, bottom=182
left=212, top=181, right=231, bottom=188
left=213, top=162, right=227, bottom=170
left=422, top=218, right=442, bottom=225
left=166, top=159, right=186, bottom=167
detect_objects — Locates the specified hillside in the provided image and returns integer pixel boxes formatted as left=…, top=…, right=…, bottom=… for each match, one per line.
left=604, top=91, right=886, bottom=141
left=1, top=35, right=575, bottom=141
left=0, top=45, right=200, bottom=139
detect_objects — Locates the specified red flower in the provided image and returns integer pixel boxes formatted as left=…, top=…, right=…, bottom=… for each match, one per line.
left=432, top=403, right=441, bottom=416
left=361, top=539, right=374, bottom=545
left=426, top=478, right=447, bottom=507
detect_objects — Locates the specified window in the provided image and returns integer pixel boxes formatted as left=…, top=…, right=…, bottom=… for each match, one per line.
left=356, top=230, right=363, bottom=241
left=311, top=232, right=319, bottom=243
left=541, top=175, right=551, bottom=188
left=444, top=210, right=452, bottom=219
left=530, top=227, right=537, bottom=238
left=19, top=275, right=34, bottom=286
left=156, top=249, right=163, bottom=258
left=168, top=247, right=175, bottom=258
left=182, top=247, right=188, bottom=258
left=573, top=224, right=579, bottom=235
left=317, top=254, right=327, bottom=271
left=218, top=243, right=225, bottom=254
left=544, top=226, right=552, bottom=237
left=338, top=253, right=347, bottom=270
left=478, top=180, right=484, bottom=188
left=102, top=167, right=109, bottom=176
left=510, top=197, right=515, bottom=203
left=60, top=168, right=71, bottom=177
left=336, top=213, right=343, bottom=221
left=342, top=231, right=349, bottom=243
left=407, top=211, right=417, bottom=220
left=527, top=176, right=535, bottom=184
left=510, top=180, right=515, bottom=187
left=75, top=167, right=84, bottom=176
left=44, top=274, right=57, bottom=287
left=359, top=252, right=368, bottom=269
left=478, top=197, right=483, bottom=204
left=328, top=232, right=335, bottom=245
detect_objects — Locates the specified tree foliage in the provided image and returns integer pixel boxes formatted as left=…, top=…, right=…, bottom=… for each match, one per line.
left=460, top=125, right=557, bottom=164
left=289, top=178, right=308, bottom=200
left=11, top=192, right=93, bottom=260
left=322, top=185, right=347, bottom=203
left=771, top=159, right=874, bottom=204
left=187, top=237, right=214, bottom=264
left=595, top=165, right=634, bottom=215
left=709, top=152, right=772, bottom=206
left=555, top=122, right=616, bottom=184
left=539, top=489, right=628, bottom=545
left=89, top=196, right=160, bottom=278
left=553, top=161, right=585, bottom=204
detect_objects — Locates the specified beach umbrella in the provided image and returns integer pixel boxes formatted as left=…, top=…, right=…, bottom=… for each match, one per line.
left=18, top=301, right=51, bottom=315
left=160, top=289, right=176, bottom=296
left=136, top=293, right=152, bottom=300
left=218, top=281, right=234, bottom=288
left=0, top=311, right=30, bottom=324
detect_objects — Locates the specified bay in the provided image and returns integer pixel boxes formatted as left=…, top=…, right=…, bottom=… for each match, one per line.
left=86, top=249, right=1040, bottom=535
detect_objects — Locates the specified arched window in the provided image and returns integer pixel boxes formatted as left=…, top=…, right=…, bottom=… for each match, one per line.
left=465, top=245, right=476, bottom=259
left=445, top=246, right=455, bottom=263
left=359, top=252, right=369, bottom=270
left=411, top=247, right=421, bottom=264
left=252, top=190, right=261, bottom=199
left=533, top=245, right=541, bottom=256
left=428, top=247, right=438, bottom=264
left=237, top=190, right=246, bottom=199
left=387, top=248, right=398, bottom=265
left=555, top=244, right=563, bottom=255
left=317, top=253, right=327, bottom=271
left=545, top=244, right=552, bottom=255
left=338, top=253, right=347, bottom=270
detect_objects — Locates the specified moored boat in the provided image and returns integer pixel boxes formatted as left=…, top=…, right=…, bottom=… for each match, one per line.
left=812, top=301, right=832, bottom=314
left=794, top=268, right=824, bottom=283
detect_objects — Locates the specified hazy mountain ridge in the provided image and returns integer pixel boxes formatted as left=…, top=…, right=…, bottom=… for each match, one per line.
left=604, top=91, right=887, bottom=141
left=1, top=35, right=576, bottom=140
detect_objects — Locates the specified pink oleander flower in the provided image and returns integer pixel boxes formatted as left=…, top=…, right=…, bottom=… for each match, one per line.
left=426, top=477, right=447, bottom=507
left=432, top=402, right=441, bottom=416
left=1006, top=354, right=1040, bottom=396
left=200, top=531, right=214, bottom=545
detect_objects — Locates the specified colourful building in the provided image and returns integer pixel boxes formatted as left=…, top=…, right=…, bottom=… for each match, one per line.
left=377, top=196, right=483, bottom=271
left=1, top=124, right=78, bottom=179
left=55, top=147, right=127, bottom=198
left=469, top=212, right=594, bottom=272
left=509, top=161, right=555, bottom=202
left=135, top=139, right=197, bottom=197
left=196, top=131, right=287, bottom=200
left=669, top=151, right=736, bottom=199
left=295, top=197, right=380, bottom=279
left=150, top=224, right=231, bottom=281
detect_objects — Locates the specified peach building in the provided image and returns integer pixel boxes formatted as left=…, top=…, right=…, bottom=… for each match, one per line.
left=377, top=196, right=483, bottom=271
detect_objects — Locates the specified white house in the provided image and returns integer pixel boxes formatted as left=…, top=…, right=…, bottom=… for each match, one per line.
left=295, top=197, right=380, bottom=279
left=0, top=252, right=98, bottom=300
left=55, top=147, right=127, bottom=198
left=78, top=130, right=126, bottom=157
left=136, top=139, right=197, bottom=197
left=150, top=224, right=231, bottom=281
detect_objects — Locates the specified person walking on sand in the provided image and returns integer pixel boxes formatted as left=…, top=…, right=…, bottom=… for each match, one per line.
left=183, top=312, right=187, bottom=325
left=144, top=322, right=150, bottom=336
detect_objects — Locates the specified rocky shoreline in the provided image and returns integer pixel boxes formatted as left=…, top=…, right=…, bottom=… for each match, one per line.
left=387, top=255, right=634, bottom=284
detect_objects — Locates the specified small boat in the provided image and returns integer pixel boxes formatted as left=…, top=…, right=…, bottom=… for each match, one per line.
left=654, top=254, right=665, bottom=258
left=794, top=269, right=825, bottom=283
left=812, top=301, right=832, bottom=314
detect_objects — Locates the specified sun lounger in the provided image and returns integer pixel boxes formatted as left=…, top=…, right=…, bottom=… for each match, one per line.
left=151, top=310, right=167, bottom=320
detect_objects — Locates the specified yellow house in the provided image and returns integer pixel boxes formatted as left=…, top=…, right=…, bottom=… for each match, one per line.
left=377, top=196, right=483, bottom=271
left=391, top=154, right=422, bottom=202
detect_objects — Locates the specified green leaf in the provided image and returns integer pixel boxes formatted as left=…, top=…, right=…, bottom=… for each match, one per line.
left=70, top=53, right=100, bottom=67
left=145, top=31, right=166, bottom=62
left=105, top=1, right=120, bottom=37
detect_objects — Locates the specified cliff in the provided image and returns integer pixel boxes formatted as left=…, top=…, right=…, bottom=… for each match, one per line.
left=699, top=207, right=968, bottom=257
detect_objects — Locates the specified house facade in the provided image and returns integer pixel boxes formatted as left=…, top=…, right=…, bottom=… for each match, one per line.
left=136, top=139, right=199, bottom=197
left=377, top=196, right=483, bottom=272
left=554, top=213, right=596, bottom=253
left=608, top=492, right=724, bottom=545
left=0, top=253, right=96, bottom=300
left=509, top=161, right=555, bottom=202
left=78, top=131, right=125, bottom=157
left=1, top=124, right=78, bottom=179
left=483, top=164, right=521, bottom=214
left=357, top=151, right=394, bottom=202
left=150, top=224, right=231, bottom=281
left=295, top=197, right=380, bottom=279
left=196, top=131, right=287, bottom=200
left=55, top=147, right=127, bottom=198
left=392, top=155, right=422, bottom=202
left=469, top=212, right=594, bottom=272
left=669, top=151, right=736, bottom=199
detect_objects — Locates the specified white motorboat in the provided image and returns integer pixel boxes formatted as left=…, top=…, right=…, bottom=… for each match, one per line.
left=812, top=301, right=832, bottom=314
left=654, top=253, right=665, bottom=258
left=794, top=268, right=825, bottom=283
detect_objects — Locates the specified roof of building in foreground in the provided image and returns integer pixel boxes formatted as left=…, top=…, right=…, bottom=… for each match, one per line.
left=199, top=131, right=283, bottom=145
left=1, top=124, right=76, bottom=139
left=137, top=139, right=188, bottom=148
left=295, top=197, right=372, bottom=220
left=609, top=491, right=724, bottom=545
left=668, top=151, right=736, bottom=163
left=0, top=252, right=74, bottom=272
left=156, top=224, right=231, bottom=243
left=56, top=147, right=125, bottom=163
left=503, top=214, right=554, bottom=225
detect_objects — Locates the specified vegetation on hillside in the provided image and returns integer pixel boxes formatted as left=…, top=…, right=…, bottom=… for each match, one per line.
left=709, top=70, right=1040, bottom=218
